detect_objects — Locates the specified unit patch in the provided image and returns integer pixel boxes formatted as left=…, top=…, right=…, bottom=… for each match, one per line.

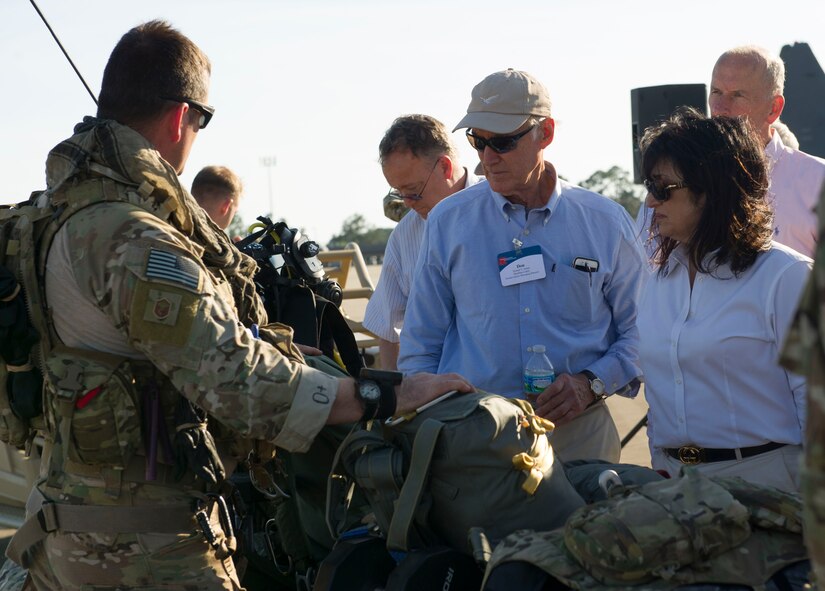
left=131, top=280, right=200, bottom=347
left=143, top=289, right=182, bottom=326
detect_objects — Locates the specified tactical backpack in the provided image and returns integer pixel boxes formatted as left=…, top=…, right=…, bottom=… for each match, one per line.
left=482, top=468, right=810, bottom=590
left=237, top=218, right=363, bottom=378
left=327, top=392, right=587, bottom=556
left=0, top=198, right=56, bottom=451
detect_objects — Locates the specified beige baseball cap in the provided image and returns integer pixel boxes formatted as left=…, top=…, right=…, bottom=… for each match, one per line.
left=454, top=69, right=552, bottom=134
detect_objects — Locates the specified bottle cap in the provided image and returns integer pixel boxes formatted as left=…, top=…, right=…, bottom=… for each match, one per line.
left=532, top=345, right=545, bottom=353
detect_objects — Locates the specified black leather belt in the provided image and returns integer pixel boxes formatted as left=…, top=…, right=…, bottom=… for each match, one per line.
left=664, top=442, right=786, bottom=465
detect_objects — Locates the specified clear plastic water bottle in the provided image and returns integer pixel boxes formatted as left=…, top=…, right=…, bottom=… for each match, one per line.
left=523, top=345, right=555, bottom=405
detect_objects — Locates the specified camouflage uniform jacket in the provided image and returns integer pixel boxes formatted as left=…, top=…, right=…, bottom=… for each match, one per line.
left=40, top=118, right=339, bottom=458
left=780, top=182, right=825, bottom=583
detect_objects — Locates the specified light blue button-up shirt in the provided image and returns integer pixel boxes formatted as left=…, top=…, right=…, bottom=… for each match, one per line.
left=398, top=177, right=646, bottom=399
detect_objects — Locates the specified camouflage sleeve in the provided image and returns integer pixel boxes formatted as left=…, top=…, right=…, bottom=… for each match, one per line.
left=63, top=202, right=339, bottom=453
left=779, top=183, right=825, bottom=582
left=781, top=182, right=825, bottom=375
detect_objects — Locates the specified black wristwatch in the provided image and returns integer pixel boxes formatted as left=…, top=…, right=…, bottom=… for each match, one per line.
left=355, top=369, right=401, bottom=422
left=582, top=370, right=607, bottom=404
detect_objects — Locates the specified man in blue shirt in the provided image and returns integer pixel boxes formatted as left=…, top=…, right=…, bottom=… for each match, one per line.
left=398, top=69, right=646, bottom=462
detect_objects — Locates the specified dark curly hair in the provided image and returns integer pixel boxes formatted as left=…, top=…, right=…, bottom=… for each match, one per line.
left=640, top=108, right=773, bottom=276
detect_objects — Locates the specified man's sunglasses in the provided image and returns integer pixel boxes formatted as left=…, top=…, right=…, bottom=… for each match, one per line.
left=465, top=125, right=535, bottom=154
left=161, top=96, right=215, bottom=129
left=643, top=178, right=690, bottom=202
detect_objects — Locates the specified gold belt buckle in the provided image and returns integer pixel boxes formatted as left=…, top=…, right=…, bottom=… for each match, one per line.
left=677, top=446, right=702, bottom=465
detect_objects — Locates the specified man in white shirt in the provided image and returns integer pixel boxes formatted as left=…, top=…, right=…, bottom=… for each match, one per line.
left=638, top=46, right=825, bottom=258
left=363, top=115, right=481, bottom=369
left=709, top=45, right=825, bottom=257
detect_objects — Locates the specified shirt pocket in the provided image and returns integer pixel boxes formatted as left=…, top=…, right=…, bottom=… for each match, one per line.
left=554, top=264, right=607, bottom=327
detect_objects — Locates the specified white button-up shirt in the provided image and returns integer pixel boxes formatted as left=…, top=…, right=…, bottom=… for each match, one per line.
left=638, top=243, right=811, bottom=453
left=765, top=131, right=825, bottom=258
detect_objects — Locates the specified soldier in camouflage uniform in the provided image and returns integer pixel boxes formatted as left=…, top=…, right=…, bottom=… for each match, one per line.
left=780, top=181, right=825, bottom=586
left=5, top=20, right=471, bottom=591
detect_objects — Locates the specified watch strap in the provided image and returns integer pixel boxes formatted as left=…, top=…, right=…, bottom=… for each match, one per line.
left=356, top=374, right=398, bottom=421
left=581, top=370, right=607, bottom=402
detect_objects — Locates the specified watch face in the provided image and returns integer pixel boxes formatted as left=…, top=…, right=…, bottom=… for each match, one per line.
left=591, top=378, right=606, bottom=396
left=360, top=381, right=382, bottom=403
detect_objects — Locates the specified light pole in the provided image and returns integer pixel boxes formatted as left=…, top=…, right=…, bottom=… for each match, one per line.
left=260, top=156, right=277, bottom=218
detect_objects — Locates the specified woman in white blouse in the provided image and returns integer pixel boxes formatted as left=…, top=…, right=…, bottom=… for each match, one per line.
left=637, top=109, right=811, bottom=492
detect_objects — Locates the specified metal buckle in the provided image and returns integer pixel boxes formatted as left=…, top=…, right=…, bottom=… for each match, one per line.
left=677, top=446, right=702, bottom=465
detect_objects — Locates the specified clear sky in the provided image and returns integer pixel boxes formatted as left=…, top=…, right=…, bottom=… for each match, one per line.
left=2, top=0, right=823, bottom=245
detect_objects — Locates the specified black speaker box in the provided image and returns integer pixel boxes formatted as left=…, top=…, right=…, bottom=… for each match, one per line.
left=630, top=84, right=707, bottom=183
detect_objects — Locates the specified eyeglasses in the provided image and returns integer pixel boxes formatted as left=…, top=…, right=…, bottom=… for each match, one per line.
left=465, top=125, right=536, bottom=154
left=161, top=96, right=215, bottom=129
left=386, top=158, right=439, bottom=202
left=643, top=178, right=690, bottom=202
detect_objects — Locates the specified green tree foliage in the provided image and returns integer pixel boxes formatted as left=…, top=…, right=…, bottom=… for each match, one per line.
left=327, top=214, right=392, bottom=252
left=578, top=165, right=645, bottom=219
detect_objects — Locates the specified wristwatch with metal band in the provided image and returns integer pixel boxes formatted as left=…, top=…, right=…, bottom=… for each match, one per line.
left=582, top=370, right=607, bottom=403
left=356, top=369, right=400, bottom=422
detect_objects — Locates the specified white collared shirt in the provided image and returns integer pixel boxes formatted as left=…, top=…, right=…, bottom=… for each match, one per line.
left=765, top=132, right=825, bottom=258
left=638, top=243, right=811, bottom=451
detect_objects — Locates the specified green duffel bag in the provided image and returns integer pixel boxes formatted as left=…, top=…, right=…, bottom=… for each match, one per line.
left=327, top=392, right=587, bottom=554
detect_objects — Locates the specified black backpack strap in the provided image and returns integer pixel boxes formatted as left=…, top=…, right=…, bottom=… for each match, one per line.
left=315, top=296, right=363, bottom=377
left=279, top=284, right=320, bottom=348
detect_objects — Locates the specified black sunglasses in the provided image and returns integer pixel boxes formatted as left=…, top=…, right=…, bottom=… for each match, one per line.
left=161, top=96, right=215, bottom=129
left=466, top=125, right=535, bottom=154
left=643, top=178, right=689, bottom=202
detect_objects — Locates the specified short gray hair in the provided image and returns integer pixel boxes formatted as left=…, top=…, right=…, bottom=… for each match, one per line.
left=526, top=116, right=548, bottom=140
left=718, top=45, right=785, bottom=98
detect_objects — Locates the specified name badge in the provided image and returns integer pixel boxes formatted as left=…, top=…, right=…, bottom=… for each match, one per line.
left=498, top=245, right=546, bottom=287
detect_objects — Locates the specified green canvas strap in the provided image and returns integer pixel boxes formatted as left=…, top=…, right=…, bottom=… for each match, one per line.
left=387, top=418, right=444, bottom=552
left=7, top=487, right=194, bottom=568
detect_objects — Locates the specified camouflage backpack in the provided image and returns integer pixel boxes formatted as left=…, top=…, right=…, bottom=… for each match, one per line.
left=327, top=392, right=587, bottom=555
left=483, top=468, right=808, bottom=590
left=0, top=197, right=57, bottom=451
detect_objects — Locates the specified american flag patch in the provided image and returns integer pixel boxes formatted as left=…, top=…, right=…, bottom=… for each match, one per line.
left=145, top=249, right=200, bottom=290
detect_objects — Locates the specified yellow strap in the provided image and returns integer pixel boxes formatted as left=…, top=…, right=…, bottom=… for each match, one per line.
left=512, top=453, right=544, bottom=495
left=511, top=411, right=556, bottom=496
left=527, top=414, right=555, bottom=435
